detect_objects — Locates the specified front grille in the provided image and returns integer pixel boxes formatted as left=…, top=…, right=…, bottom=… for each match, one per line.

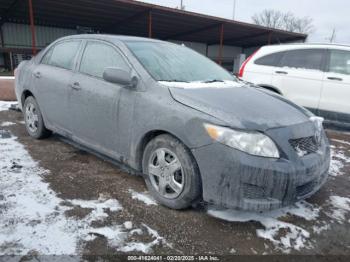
left=296, top=180, right=317, bottom=197
left=289, top=136, right=319, bottom=156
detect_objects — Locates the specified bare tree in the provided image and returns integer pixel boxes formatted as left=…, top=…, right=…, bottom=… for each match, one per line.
left=252, top=9, right=314, bottom=34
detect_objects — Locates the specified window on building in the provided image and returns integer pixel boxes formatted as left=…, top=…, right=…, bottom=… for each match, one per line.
left=80, top=42, right=129, bottom=78
left=279, top=49, right=325, bottom=71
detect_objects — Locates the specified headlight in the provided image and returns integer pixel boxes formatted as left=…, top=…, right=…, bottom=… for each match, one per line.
left=204, top=124, right=280, bottom=158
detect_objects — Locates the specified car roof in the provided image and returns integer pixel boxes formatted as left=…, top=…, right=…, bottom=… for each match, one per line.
left=251, top=42, right=350, bottom=59
left=56, top=34, right=165, bottom=44
left=262, top=42, right=350, bottom=49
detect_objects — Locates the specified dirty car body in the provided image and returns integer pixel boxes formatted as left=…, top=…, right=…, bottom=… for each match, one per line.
left=15, top=35, right=331, bottom=211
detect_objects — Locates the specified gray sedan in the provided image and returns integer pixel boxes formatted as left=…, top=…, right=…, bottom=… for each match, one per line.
left=15, top=35, right=330, bottom=211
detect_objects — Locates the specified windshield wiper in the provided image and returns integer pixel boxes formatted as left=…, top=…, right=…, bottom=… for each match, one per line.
left=158, top=79, right=189, bottom=83
left=202, top=79, right=225, bottom=83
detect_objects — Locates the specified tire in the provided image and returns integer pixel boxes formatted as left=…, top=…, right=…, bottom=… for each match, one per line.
left=142, top=134, right=202, bottom=209
left=23, top=96, right=52, bottom=139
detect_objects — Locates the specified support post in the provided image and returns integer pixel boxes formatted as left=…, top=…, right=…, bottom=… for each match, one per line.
left=218, top=24, right=224, bottom=65
left=148, top=10, right=152, bottom=38
left=0, top=25, right=4, bottom=47
left=267, top=31, right=272, bottom=45
left=28, top=0, right=37, bottom=55
left=9, top=51, right=14, bottom=72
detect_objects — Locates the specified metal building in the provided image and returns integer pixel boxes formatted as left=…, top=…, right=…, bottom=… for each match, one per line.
left=0, top=0, right=307, bottom=74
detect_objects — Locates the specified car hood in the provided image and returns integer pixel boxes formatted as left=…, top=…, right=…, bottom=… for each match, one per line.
left=168, top=85, right=310, bottom=131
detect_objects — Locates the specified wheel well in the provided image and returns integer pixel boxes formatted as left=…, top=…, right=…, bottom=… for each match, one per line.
left=136, top=130, right=168, bottom=170
left=136, top=129, right=203, bottom=200
left=258, top=85, right=282, bottom=95
left=21, top=90, right=34, bottom=107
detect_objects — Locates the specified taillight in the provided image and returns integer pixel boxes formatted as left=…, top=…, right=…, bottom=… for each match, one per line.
left=238, top=48, right=260, bottom=78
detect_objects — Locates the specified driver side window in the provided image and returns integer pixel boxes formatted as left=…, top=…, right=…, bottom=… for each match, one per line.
left=79, top=41, right=129, bottom=79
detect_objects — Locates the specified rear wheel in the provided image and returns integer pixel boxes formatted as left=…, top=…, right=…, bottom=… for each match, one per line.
left=142, top=134, right=201, bottom=209
left=23, top=96, right=51, bottom=139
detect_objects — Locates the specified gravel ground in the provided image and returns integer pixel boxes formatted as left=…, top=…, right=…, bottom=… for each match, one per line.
left=1, top=103, right=350, bottom=260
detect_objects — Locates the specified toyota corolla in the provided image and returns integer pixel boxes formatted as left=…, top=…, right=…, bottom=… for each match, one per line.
left=15, top=35, right=330, bottom=211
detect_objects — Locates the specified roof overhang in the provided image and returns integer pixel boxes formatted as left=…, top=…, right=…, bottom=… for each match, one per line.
left=0, top=0, right=307, bottom=48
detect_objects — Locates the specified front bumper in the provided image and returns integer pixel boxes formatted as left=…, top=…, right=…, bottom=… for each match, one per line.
left=192, top=121, right=331, bottom=211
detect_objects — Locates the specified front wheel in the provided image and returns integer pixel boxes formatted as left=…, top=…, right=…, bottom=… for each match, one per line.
left=23, top=96, right=51, bottom=139
left=142, top=134, right=202, bottom=209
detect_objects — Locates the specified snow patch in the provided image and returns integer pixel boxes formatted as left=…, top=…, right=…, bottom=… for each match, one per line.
left=0, top=134, right=170, bottom=255
left=124, top=221, right=133, bottom=230
left=0, top=76, right=15, bottom=80
left=327, top=196, right=350, bottom=223
left=229, top=248, right=236, bottom=254
left=332, top=139, right=350, bottom=146
left=118, top=224, right=172, bottom=253
left=208, top=201, right=319, bottom=253
left=159, top=80, right=243, bottom=89
left=0, top=101, right=14, bottom=112
left=329, top=146, right=350, bottom=177
left=295, top=146, right=308, bottom=157
left=129, top=189, right=158, bottom=206
left=312, top=224, right=330, bottom=234
left=1, top=121, right=16, bottom=127
left=69, top=197, right=122, bottom=222
left=0, top=135, right=77, bottom=255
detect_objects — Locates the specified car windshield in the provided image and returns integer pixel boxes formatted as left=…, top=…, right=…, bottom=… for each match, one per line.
left=125, top=41, right=236, bottom=83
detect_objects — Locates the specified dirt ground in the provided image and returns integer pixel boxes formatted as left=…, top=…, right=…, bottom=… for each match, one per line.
left=1, top=106, right=350, bottom=259
left=0, top=78, right=16, bottom=101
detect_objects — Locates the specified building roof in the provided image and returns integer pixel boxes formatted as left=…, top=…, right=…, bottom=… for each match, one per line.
left=0, top=0, right=307, bottom=48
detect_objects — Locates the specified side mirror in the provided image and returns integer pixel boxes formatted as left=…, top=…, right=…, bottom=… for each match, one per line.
left=103, top=67, right=138, bottom=88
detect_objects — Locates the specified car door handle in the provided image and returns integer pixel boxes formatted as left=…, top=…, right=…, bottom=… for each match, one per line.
left=275, top=71, right=288, bottom=75
left=327, top=77, right=343, bottom=81
left=33, top=71, right=41, bottom=78
left=70, top=82, right=81, bottom=90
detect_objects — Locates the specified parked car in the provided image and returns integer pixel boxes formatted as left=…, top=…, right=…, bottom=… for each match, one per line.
left=15, top=35, right=330, bottom=211
left=239, top=43, right=350, bottom=128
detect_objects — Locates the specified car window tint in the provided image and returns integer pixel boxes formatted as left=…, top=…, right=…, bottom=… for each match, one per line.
left=48, top=41, right=80, bottom=70
left=329, top=50, right=350, bottom=75
left=279, top=49, right=324, bottom=70
left=255, top=52, right=283, bottom=66
left=80, top=42, right=129, bottom=78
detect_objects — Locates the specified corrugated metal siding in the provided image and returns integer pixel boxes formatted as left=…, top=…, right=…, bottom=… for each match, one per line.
left=2, top=23, right=77, bottom=48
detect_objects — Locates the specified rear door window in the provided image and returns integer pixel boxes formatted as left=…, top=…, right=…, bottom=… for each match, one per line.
left=79, top=41, right=129, bottom=79
left=41, top=47, right=53, bottom=65
left=328, top=49, right=350, bottom=75
left=43, top=41, right=81, bottom=70
left=254, top=52, right=284, bottom=67
left=279, top=49, right=325, bottom=71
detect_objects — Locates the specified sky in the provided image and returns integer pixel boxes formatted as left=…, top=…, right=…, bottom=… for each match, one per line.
left=136, top=0, right=349, bottom=44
